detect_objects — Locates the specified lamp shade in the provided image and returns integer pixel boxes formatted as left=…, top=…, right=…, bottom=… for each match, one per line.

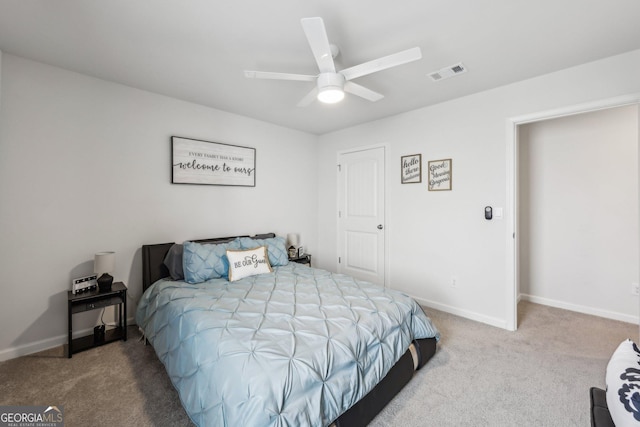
left=287, top=233, right=300, bottom=247
left=94, top=252, right=115, bottom=276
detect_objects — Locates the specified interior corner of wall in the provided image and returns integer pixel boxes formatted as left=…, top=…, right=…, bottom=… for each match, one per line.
left=0, top=48, right=3, bottom=111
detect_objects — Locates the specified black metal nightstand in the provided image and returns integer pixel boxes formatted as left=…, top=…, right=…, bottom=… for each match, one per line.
left=67, top=281, right=127, bottom=358
left=289, top=254, right=311, bottom=267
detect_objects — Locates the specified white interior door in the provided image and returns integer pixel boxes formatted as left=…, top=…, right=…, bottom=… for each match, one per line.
left=337, top=146, right=385, bottom=286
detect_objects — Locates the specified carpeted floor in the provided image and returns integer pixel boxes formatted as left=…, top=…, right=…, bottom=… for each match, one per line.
left=0, top=301, right=635, bottom=426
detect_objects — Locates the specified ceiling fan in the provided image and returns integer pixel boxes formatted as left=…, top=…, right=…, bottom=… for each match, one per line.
left=244, top=17, right=422, bottom=106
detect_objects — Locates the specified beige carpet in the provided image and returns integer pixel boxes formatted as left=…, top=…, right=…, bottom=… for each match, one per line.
left=0, top=301, right=636, bottom=426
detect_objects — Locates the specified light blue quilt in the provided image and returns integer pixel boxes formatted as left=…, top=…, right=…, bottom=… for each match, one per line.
left=136, top=263, right=439, bottom=426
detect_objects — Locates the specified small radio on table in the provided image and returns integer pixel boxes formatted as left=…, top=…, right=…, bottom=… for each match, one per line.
left=71, top=274, right=98, bottom=294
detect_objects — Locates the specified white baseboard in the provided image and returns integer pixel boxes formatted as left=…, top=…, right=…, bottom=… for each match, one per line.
left=411, top=293, right=638, bottom=331
left=520, top=294, right=638, bottom=325
left=410, top=295, right=508, bottom=330
left=0, top=317, right=136, bottom=362
left=0, top=335, right=67, bottom=363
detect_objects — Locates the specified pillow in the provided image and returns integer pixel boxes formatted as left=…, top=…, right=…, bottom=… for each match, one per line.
left=227, top=246, right=273, bottom=282
left=238, top=236, right=289, bottom=266
left=163, top=244, right=184, bottom=280
left=606, top=339, right=640, bottom=426
left=183, top=239, right=241, bottom=284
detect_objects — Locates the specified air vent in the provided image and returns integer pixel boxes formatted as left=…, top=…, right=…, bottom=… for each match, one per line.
left=428, top=62, right=467, bottom=82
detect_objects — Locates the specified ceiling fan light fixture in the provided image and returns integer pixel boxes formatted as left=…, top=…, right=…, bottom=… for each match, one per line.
left=317, top=73, right=345, bottom=104
left=318, top=87, right=345, bottom=104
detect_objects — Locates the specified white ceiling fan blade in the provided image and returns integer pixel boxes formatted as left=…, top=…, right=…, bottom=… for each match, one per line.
left=344, top=81, right=384, bottom=102
left=301, top=17, right=336, bottom=73
left=244, top=70, right=316, bottom=82
left=297, top=87, right=319, bottom=107
left=341, top=47, right=422, bottom=81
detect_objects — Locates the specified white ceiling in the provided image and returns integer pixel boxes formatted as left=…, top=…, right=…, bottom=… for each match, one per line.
left=1, top=1, right=639, bottom=135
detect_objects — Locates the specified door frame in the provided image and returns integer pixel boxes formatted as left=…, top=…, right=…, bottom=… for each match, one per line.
left=505, top=93, right=640, bottom=331
left=337, top=144, right=389, bottom=286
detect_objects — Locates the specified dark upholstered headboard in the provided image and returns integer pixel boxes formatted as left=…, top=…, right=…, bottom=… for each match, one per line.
left=141, top=233, right=276, bottom=291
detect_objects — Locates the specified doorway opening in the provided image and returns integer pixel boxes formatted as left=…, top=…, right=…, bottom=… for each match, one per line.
left=506, top=94, right=640, bottom=331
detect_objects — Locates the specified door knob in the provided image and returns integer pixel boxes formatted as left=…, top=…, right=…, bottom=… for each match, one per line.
left=377, top=224, right=383, bottom=230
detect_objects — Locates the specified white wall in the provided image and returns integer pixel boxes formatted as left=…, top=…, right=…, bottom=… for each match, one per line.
left=0, top=50, right=2, bottom=112
left=316, top=49, right=640, bottom=328
left=0, top=54, right=318, bottom=360
left=519, top=106, right=639, bottom=322
left=3, top=48, right=640, bottom=361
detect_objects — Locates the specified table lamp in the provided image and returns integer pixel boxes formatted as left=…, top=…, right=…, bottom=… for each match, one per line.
left=94, top=251, right=115, bottom=292
left=287, top=233, right=300, bottom=259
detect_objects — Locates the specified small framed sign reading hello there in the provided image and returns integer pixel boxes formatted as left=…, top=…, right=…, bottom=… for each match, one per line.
left=401, top=154, right=422, bottom=184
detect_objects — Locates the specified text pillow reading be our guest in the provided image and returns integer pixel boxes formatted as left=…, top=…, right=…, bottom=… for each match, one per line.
left=227, top=246, right=273, bottom=282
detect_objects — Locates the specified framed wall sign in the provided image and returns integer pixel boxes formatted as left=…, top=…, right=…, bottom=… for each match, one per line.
left=428, top=158, right=452, bottom=191
left=171, top=136, right=256, bottom=186
left=401, top=154, right=422, bottom=183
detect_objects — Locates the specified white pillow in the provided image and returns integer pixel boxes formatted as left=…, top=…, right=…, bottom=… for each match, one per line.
left=226, top=246, right=273, bottom=282
left=606, top=339, right=640, bottom=426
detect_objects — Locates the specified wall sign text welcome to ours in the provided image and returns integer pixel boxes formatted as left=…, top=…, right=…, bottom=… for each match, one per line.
left=171, top=136, right=256, bottom=186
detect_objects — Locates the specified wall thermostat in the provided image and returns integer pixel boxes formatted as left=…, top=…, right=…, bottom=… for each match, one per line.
left=485, top=206, right=493, bottom=220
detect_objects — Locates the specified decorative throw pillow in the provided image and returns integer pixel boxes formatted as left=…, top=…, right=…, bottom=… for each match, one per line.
left=238, top=236, right=289, bottom=266
left=183, top=239, right=241, bottom=284
left=227, top=246, right=273, bottom=282
left=163, top=244, right=184, bottom=280
left=606, top=339, right=640, bottom=426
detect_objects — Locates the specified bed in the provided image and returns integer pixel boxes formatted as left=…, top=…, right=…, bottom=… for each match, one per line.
left=136, top=233, right=440, bottom=426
